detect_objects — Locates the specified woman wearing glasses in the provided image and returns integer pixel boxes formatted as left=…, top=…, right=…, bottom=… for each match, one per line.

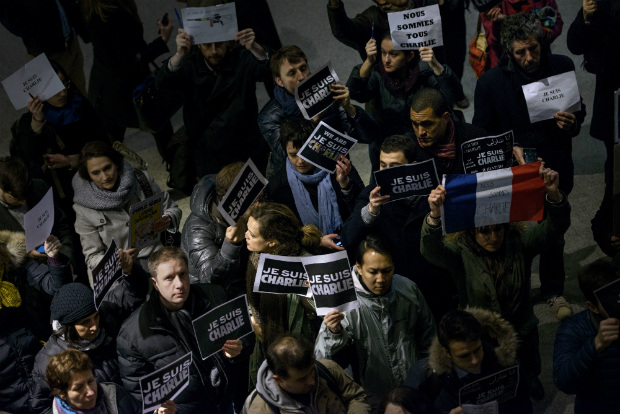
left=420, top=162, right=571, bottom=400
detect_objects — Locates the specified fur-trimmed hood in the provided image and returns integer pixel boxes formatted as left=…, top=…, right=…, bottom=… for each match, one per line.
left=428, top=307, right=518, bottom=375
left=0, top=230, right=27, bottom=273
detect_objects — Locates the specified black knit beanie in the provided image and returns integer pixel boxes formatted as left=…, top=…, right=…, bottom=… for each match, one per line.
left=51, top=283, right=97, bottom=325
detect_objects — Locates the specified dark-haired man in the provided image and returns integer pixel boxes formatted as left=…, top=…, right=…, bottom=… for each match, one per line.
left=405, top=309, right=532, bottom=414
left=245, top=334, right=370, bottom=414
left=473, top=13, right=586, bottom=323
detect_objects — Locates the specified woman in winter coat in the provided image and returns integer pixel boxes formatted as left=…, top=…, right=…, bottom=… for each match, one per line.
left=72, top=141, right=181, bottom=278
left=45, top=349, right=176, bottom=414
left=31, top=252, right=149, bottom=414
left=421, top=162, right=571, bottom=399
left=0, top=232, right=71, bottom=414
left=244, top=202, right=322, bottom=388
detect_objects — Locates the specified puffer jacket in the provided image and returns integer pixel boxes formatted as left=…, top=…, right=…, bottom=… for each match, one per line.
left=245, top=359, right=370, bottom=414
left=314, top=268, right=436, bottom=407
left=117, top=283, right=242, bottom=413
left=404, top=308, right=532, bottom=414
left=181, top=174, right=247, bottom=295
left=553, top=309, right=620, bottom=414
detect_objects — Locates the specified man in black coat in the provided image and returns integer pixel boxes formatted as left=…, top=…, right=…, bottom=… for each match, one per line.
left=473, top=13, right=586, bottom=324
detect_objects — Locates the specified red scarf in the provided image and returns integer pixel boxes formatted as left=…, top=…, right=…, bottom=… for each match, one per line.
left=413, top=113, right=456, bottom=171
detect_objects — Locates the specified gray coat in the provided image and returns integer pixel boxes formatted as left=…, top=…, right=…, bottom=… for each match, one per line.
left=73, top=169, right=181, bottom=273
left=314, top=268, right=436, bottom=407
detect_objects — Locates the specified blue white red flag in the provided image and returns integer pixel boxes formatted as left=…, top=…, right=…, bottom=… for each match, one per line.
left=441, top=162, right=545, bottom=234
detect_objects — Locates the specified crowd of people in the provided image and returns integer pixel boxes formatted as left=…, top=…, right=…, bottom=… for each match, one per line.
left=1, top=0, right=619, bottom=413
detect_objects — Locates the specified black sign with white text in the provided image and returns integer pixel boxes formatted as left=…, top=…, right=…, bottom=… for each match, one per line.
left=461, top=131, right=514, bottom=174
left=297, top=122, right=357, bottom=173
left=92, top=239, right=122, bottom=310
left=459, top=365, right=520, bottom=406
left=253, top=254, right=309, bottom=296
left=295, top=62, right=339, bottom=120
left=373, top=159, right=439, bottom=202
left=192, top=295, right=253, bottom=360
left=217, top=159, right=268, bottom=227
left=139, top=352, right=192, bottom=414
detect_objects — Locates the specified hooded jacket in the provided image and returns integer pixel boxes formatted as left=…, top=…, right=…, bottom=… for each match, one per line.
left=245, top=358, right=370, bottom=414
left=404, top=308, right=532, bottom=414
left=314, top=268, right=436, bottom=407
left=182, top=174, right=247, bottom=295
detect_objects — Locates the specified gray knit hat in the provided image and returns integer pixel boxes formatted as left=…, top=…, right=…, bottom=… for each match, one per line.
left=51, top=283, right=97, bottom=325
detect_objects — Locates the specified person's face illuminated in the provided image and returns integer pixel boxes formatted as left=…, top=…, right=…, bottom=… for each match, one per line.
left=152, top=258, right=190, bottom=311
left=286, top=142, right=314, bottom=174
left=379, top=151, right=409, bottom=170
left=445, top=339, right=484, bottom=374
left=198, top=42, right=228, bottom=67
left=356, top=249, right=394, bottom=296
left=245, top=216, right=275, bottom=253
left=410, top=108, right=449, bottom=148
left=381, top=38, right=411, bottom=74
left=276, top=58, right=310, bottom=95
left=510, top=36, right=541, bottom=74
left=73, top=312, right=100, bottom=341
left=474, top=225, right=506, bottom=253
left=86, top=156, right=118, bottom=191
left=60, top=370, right=97, bottom=411
left=274, top=364, right=315, bottom=395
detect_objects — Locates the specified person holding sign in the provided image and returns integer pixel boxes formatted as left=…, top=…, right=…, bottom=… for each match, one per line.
left=473, top=13, right=585, bottom=322
left=31, top=249, right=149, bottom=414
left=404, top=309, right=532, bottom=414
left=244, top=202, right=323, bottom=387
left=72, top=141, right=181, bottom=280
left=315, top=234, right=436, bottom=409
left=265, top=119, right=364, bottom=250
left=156, top=24, right=272, bottom=177
left=553, top=259, right=620, bottom=414
left=421, top=163, right=570, bottom=400
left=117, top=247, right=247, bottom=413
left=347, top=33, right=459, bottom=172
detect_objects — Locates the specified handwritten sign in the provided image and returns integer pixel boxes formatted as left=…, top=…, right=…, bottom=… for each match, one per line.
left=373, top=159, right=439, bottom=202
left=92, top=240, right=122, bottom=310
left=217, top=159, right=268, bottom=227
left=388, top=5, right=443, bottom=50
left=522, top=71, right=580, bottom=124
left=459, top=365, right=520, bottom=406
left=129, top=192, right=164, bottom=249
left=192, top=295, right=253, bottom=360
left=182, top=3, right=238, bottom=44
left=23, top=187, right=55, bottom=252
left=461, top=131, right=514, bottom=174
left=139, top=352, right=192, bottom=414
left=301, top=251, right=358, bottom=316
left=469, top=0, right=504, bottom=12
left=253, top=254, right=309, bottom=296
left=297, top=122, right=357, bottom=173
left=594, top=278, right=620, bottom=319
left=295, top=62, right=339, bottom=120
left=1, top=53, right=65, bottom=110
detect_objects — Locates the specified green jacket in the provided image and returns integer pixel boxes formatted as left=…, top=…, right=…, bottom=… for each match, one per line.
left=420, top=197, right=571, bottom=335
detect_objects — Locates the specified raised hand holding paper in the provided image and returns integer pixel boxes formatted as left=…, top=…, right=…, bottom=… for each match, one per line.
left=253, top=254, right=309, bottom=296
left=297, top=122, right=357, bottom=173
left=461, top=131, right=514, bottom=174
left=23, top=187, right=55, bottom=252
left=295, top=62, right=339, bottom=120
left=217, top=159, right=268, bottom=227
left=522, top=71, right=580, bottom=124
left=182, top=3, right=238, bottom=44
left=1, top=53, right=65, bottom=110
left=373, top=159, right=439, bottom=202
left=387, top=5, right=443, bottom=50
left=129, top=192, right=164, bottom=249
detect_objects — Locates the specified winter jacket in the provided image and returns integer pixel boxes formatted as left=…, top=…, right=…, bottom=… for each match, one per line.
left=404, top=308, right=532, bottom=414
left=473, top=53, right=586, bottom=195
left=30, top=263, right=149, bottom=414
left=155, top=45, right=272, bottom=176
left=567, top=5, right=620, bottom=142
left=73, top=169, right=181, bottom=274
left=420, top=195, right=571, bottom=336
left=51, top=383, right=140, bottom=414
left=553, top=309, right=620, bottom=414
left=182, top=174, right=248, bottom=296
left=117, top=283, right=240, bottom=413
left=245, top=359, right=370, bottom=414
left=315, top=269, right=436, bottom=407
left=481, top=0, right=563, bottom=68
left=258, top=97, right=380, bottom=176
left=340, top=189, right=457, bottom=319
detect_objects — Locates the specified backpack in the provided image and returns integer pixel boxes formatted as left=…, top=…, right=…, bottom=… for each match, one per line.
left=243, top=361, right=343, bottom=414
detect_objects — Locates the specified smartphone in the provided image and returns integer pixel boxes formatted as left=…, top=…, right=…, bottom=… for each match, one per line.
left=158, top=12, right=169, bottom=34
left=36, top=245, right=46, bottom=254
left=332, top=237, right=343, bottom=247
left=523, top=148, right=538, bottom=164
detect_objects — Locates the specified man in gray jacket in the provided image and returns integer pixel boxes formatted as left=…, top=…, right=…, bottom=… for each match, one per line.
left=315, top=234, right=436, bottom=409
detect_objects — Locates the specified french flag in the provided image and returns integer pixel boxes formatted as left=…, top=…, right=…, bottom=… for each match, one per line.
left=441, top=162, right=545, bottom=234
